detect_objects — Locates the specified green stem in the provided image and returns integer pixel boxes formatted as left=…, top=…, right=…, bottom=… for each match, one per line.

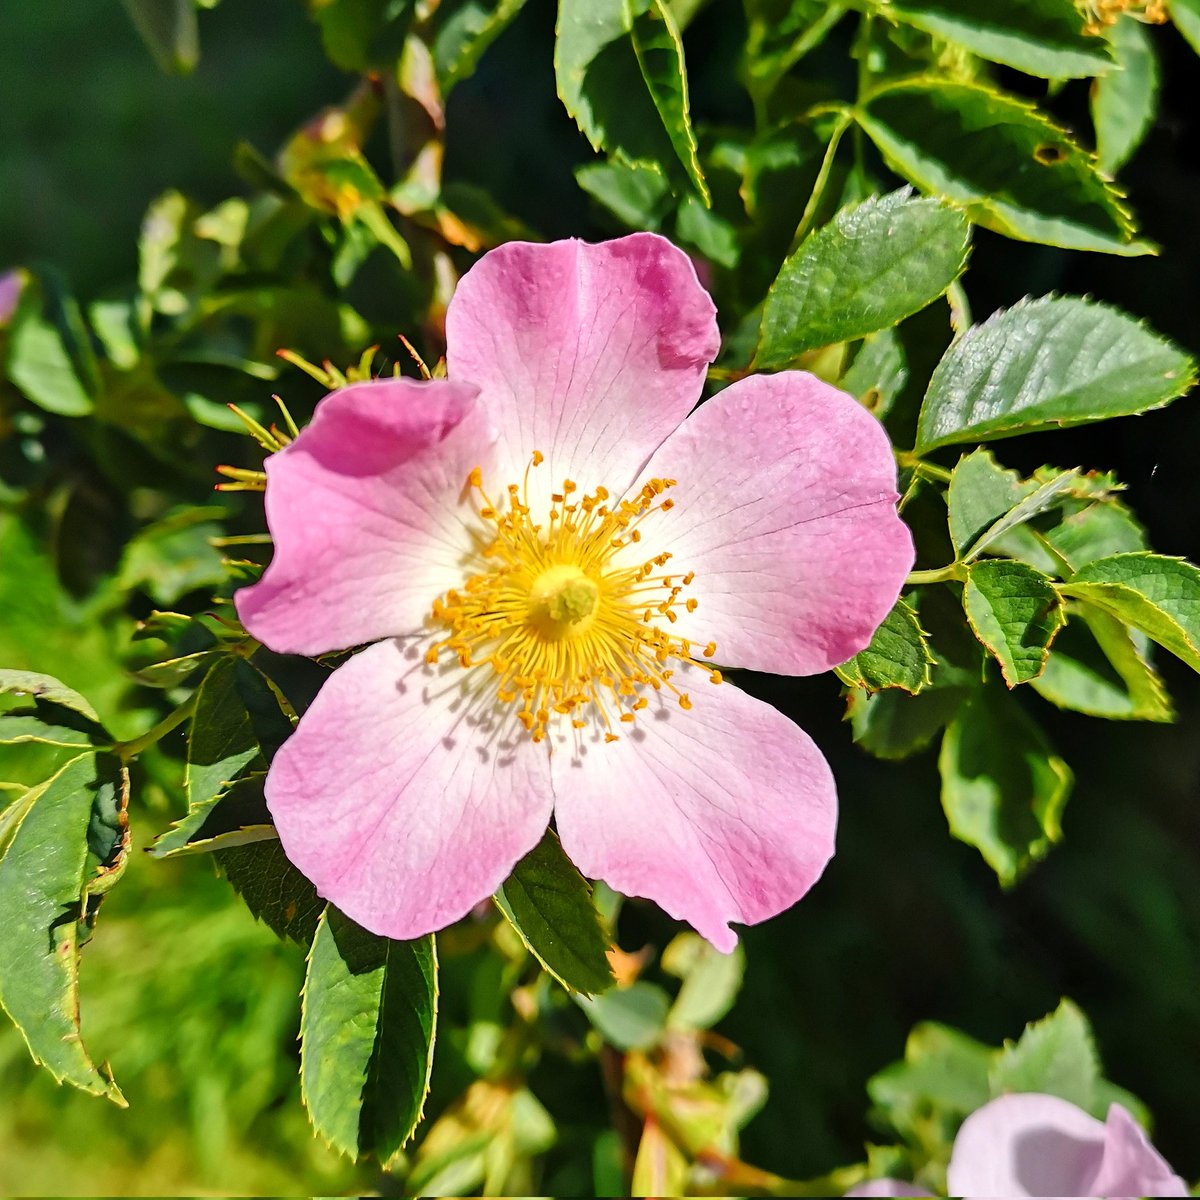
left=907, top=563, right=966, bottom=586
left=113, top=693, right=197, bottom=763
left=789, top=110, right=854, bottom=252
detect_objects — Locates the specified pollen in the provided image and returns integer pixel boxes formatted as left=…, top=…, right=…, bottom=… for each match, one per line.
left=424, top=453, right=721, bottom=743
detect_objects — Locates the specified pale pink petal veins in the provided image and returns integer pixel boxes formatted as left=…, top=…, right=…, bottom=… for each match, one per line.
left=266, top=638, right=554, bottom=940
left=237, top=377, right=494, bottom=656
left=444, top=234, right=720, bottom=508
left=630, top=371, right=913, bottom=675
left=551, top=666, right=836, bottom=952
left=1090, top=1103, right=1188, bottom=1197
left=946, top=1093, right=1105, bottom=1197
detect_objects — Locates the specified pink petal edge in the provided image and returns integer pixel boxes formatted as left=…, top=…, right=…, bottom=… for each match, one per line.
left=445, top=233, right=720, bottom=511
left=236, top=376, right=494, bottom=657
left=629, top=370, right=914, bottom=676
left=266, top=638, right=555, bottom=940
left=551, top=664, right=836, bottom=952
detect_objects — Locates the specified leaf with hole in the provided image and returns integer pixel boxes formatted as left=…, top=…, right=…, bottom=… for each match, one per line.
left=858, top=79, right=1149, bottom=255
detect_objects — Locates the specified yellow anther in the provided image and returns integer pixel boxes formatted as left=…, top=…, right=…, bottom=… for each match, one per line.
left=703, top=642, right=717, bottom=658
left=679, top=694, right=692, bottom=711
left=427, top=463, right=712, bottom=744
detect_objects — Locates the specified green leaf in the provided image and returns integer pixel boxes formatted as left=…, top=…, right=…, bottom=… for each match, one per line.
left=0, top=669, right=107, bottom=729
left=556, top=0, right=708, bottom=200
left=756, top=190, right=969, bottom=367
left=1092, top=18, right=1159, bottom=174
left=1059, top=552, right=1200, bottom=674
left=961, top=470, right=1085, bottom=563
left=939, top=688, right=1072, bottom=885
left=947, top=449, right=1043, bottom=560
left=1167, top=0, right=1200, bottom=56
left=118, top=506, right=228, bottom=606
left=882, top=0, right=1111, bottom=78
left=846, top=654, right=975, bottom=760
left=496, top=830, right=614, bottom=996
left=989, top=999, right=1099, bottom=1111
left=963, top=560, right=1065, bottom=686
left=579, top=981, right=671, bottom=1050
left=216, top=836, right=324, bottom=944
left=6, top=309, right=94, bottom=417
left=431, top=0, right=530, bottom=92
left=150, top=772, right=272, bottom=858
left=834, top=598, right=933, bottom=694
left=1042, top=497, right=1147, bottom=570
left=301, top=908, right=437, bottom=1161
left=576, top=159, right=673, bottom=229
left=120, top=0, right=200, bottom=73
left=917, top=297, right=1195, bottom=452
left=0, top=754, right=127, bottom=1103
left=662, top=933, right=745, bottom=1030
left=857, top=79, right=1149, bottom=255
left=868, top=1022, right=993, bottom=1145
left=1032, top=604, right=1173, bottom=722
left=186, top=656, right=293, bottom=813
left=309, top=0, right=415, bottom=71
left=674, top=192, right=740, bottom=269
left=840, top=328, right=908, bottom=419
left=741, top=0, right=844, bottom=102
left=0, top=710, right=110, bottom=750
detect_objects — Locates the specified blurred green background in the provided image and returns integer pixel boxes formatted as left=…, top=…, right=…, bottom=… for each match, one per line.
left=2, top=1, right=1199, bottom=1193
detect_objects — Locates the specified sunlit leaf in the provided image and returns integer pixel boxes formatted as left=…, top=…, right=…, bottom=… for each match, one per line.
left=301, top=907, right=437, bottom=1161
left=917, top=297, right=1195, bottom=452
left=858, top=79, right=1149, bottom=255
left=757, top=190, right=968, bottom=367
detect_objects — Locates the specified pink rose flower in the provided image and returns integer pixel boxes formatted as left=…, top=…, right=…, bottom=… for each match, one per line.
left=236, top=233, right=912, bottom=950
left=850, top=1093, right=1188, bottom=1197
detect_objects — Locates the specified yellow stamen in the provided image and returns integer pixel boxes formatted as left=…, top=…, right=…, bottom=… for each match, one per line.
left=425, top=453, right=720, bottom=743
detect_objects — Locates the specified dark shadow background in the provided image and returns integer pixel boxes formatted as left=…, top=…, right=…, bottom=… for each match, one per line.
left=2, top=0, right=1197, bottom=1183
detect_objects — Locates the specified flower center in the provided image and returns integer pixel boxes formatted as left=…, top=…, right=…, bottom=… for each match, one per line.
left=528, top=563, right=600, bottom=636
left=425, top=454, right=721, bottom=744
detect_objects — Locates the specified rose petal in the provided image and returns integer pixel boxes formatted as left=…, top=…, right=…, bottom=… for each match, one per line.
left=946, top=1093, right=1106, bottom=1198
left=1090, top=1103, right=1188, bottom=1198
left=628, top=370, right=913, bottom=675
left=845, top=1181, right=934, bottom=1197
left=266, top=638, right=554, bottom=939
left=237, top=377, right=494, bottom=656
left=445, top=234, right=719, bottom=509
left=551, top=666, right=836, bottom=952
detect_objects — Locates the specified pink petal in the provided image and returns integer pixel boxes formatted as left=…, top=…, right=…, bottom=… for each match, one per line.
left=266, top=638, right=554, bottom=939
left=444, top=234, right=719, bottom=509
left=628, top=370, right=913, bottom=675
left=946, top=1093, right=1106, bottom=1197
left=237, top=377, right=494, bottom=656
left=1090, top=1103, right=1188, bottom=1197
left=551, top=666, right=836, bottom=952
